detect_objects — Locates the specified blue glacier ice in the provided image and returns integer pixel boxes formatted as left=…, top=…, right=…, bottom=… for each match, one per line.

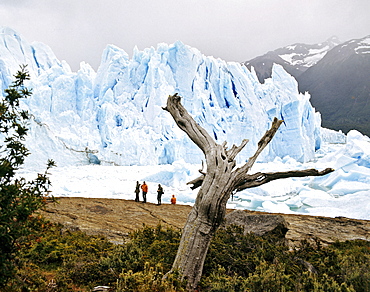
left=4, top=27, right=369, bottom=220
left=0, top=27, right=322, bottom=168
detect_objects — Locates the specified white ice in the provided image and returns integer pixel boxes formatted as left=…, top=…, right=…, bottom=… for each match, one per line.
left=18, top=131, right=370, bottom=221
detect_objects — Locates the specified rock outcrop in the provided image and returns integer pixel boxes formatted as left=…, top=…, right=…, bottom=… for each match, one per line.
left=222, top=209, right=369, bottom=247
left=222, top=210, right=288, bottom=238
left=40, top=197, right=370, bottom=246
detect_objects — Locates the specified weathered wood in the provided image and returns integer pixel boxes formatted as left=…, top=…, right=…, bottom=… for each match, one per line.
left=164, top=93, right=334, bottom=291
left=163, top=93, right=216, bottom=156
left=235, top=168, right=334, bottom=191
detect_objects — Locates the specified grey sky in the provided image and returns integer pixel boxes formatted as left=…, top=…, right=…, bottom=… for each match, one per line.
left=1, top=0, right=369, bottom=71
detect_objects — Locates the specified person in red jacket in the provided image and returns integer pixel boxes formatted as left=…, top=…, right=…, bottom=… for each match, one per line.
left=170, top=194, right=176, bottom=204
left=141, top=181, right=148, bottom=203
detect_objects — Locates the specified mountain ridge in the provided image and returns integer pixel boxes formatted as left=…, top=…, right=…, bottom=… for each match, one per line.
left=244, top=35, right=370, bottom=136
left=244, top=36, right=342, bottom=83
left=296, top=35, right=370, bottom=135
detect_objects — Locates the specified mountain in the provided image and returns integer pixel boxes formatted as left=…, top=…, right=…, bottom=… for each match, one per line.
left=0, top=27, right=322, bottom=169
left=244, top=35, right=370, bottom=137
left=296, top=36, right=370, bottom=136
left=244, top=36, right=341, bottom=83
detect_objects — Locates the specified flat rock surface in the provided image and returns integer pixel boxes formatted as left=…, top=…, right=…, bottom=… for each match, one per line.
left=40, top=197, right=370, bottom=246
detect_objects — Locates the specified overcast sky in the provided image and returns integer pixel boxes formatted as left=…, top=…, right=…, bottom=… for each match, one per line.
left=1, top=0, right=369, bottom=71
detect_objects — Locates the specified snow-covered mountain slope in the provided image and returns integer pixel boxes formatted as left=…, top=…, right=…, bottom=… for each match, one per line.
left=244, top=36, right=341, bottom=83
left=276, top=36, right=341, bottom=68
left=297, top=35, right=370, bottom=136
left=0, top=27, right=322, bottom=169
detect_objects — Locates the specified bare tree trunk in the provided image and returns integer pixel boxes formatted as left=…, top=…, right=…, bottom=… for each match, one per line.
left=171, top=147, right=236, bottom=287
left=163, top=93, right=333, bottom=291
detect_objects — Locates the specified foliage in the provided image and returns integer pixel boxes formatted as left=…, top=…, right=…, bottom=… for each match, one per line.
left=203, top=225, right=290, bottom=279
left=200, top=225, right=368, bottom=291
left=30, top=224, right=115, bottom=288
left=102, top=224, right=183, bottom=290
left=111, top=225, right=368, bottom=292
left=311, top=240, right=370, bottom=292
left=5, top=220, right=369, bottom=291
left=124, top=224, right=181, bottom=271
left=7, top=223, right=184, bottom=291
left=116, top=262, right=186, bottom=292
left=0, top=66, right=55, bottom=287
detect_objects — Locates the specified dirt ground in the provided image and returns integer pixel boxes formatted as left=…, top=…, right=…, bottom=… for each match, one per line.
left=40, top=197, right=370, bottom=246
left=40, top=197, right=192, bottom=244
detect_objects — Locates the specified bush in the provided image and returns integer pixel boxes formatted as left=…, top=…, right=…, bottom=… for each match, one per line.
left=203, top=225, right=291, bottom=279
left=102, top=224, right=184, bottom=290
left=200, top=225, right=365, bottom=292
left=7, top=220, right=370, bottom=291
left=116, top=262, right=186, bottom=292
left=0, top=66, right=55, bottom=287
left=11, top=223, right=184, bottom=291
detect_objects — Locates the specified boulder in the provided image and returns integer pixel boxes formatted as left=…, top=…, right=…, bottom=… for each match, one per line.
left=222, top=210, right=289, bottom=238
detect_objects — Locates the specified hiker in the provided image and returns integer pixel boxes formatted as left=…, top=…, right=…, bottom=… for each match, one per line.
left=157, top=184, right=164, bottom=205
left=171, top=194, right=176, bottom=204
left=141, top=181, right=148, bottom=203
left=134, top=181, right=140, bottom=202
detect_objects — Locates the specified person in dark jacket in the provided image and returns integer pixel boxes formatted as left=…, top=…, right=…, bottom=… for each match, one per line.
left=134, top=181, right=140, bottom=202
left=157, top=184, right=164, bottom=205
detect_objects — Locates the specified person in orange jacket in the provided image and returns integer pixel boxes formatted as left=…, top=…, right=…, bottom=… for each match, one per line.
left=141, top=181, right=148, bottom=203
left=170, top=194, right=176, bottom=204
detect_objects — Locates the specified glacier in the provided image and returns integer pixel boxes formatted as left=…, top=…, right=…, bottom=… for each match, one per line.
left=0, top=27, right=321, bottom=168
left=1, top=27, right=369, bottom=220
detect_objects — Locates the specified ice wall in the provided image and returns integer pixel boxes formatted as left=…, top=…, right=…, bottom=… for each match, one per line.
left=0, top=28, right=322, bottom=169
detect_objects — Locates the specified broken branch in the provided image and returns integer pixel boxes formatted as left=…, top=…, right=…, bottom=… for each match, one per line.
left=235, top=168, right=335, bottom=191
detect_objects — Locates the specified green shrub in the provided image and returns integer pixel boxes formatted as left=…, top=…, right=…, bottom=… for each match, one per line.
left=203, top=225, right=294, bottom=278
left=201, top=225, right=365, bottom=292
left=12, top=223, right=184, bottom=291
left=0, top=66, right=55, bottom=287
left=328, top=240, right=370, bottom=292
left=102, top=224, right=181, bottom=275
left=116, top=262, right=186, bottom=292
left=200, top=265, right=247, bottom=292
left=7, top=220, right=370, bottom=292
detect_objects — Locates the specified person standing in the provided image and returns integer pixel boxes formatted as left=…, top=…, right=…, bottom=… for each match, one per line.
left=141, top=181, right=148, bottom=203
left=157, top=184, right=164, bottom=205
left=171, top=194, right=176, bottom=204
left=134, top=181, right=141, bottom=202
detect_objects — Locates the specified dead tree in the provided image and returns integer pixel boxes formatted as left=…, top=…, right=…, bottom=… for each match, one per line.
left=163, top=93, right=334, bottom=290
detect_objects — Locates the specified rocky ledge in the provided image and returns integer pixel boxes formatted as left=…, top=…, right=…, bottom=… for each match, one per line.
left=40, top=197, right=370, bottom=247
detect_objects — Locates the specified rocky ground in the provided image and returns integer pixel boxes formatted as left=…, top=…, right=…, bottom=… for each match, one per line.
left=40, top=197, right=370, bottom=246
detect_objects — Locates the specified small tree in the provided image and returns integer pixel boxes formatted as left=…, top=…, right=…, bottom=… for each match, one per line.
left=0, top=66, right=55, bottom=286
left=163, top=93, right=334, bottom=290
